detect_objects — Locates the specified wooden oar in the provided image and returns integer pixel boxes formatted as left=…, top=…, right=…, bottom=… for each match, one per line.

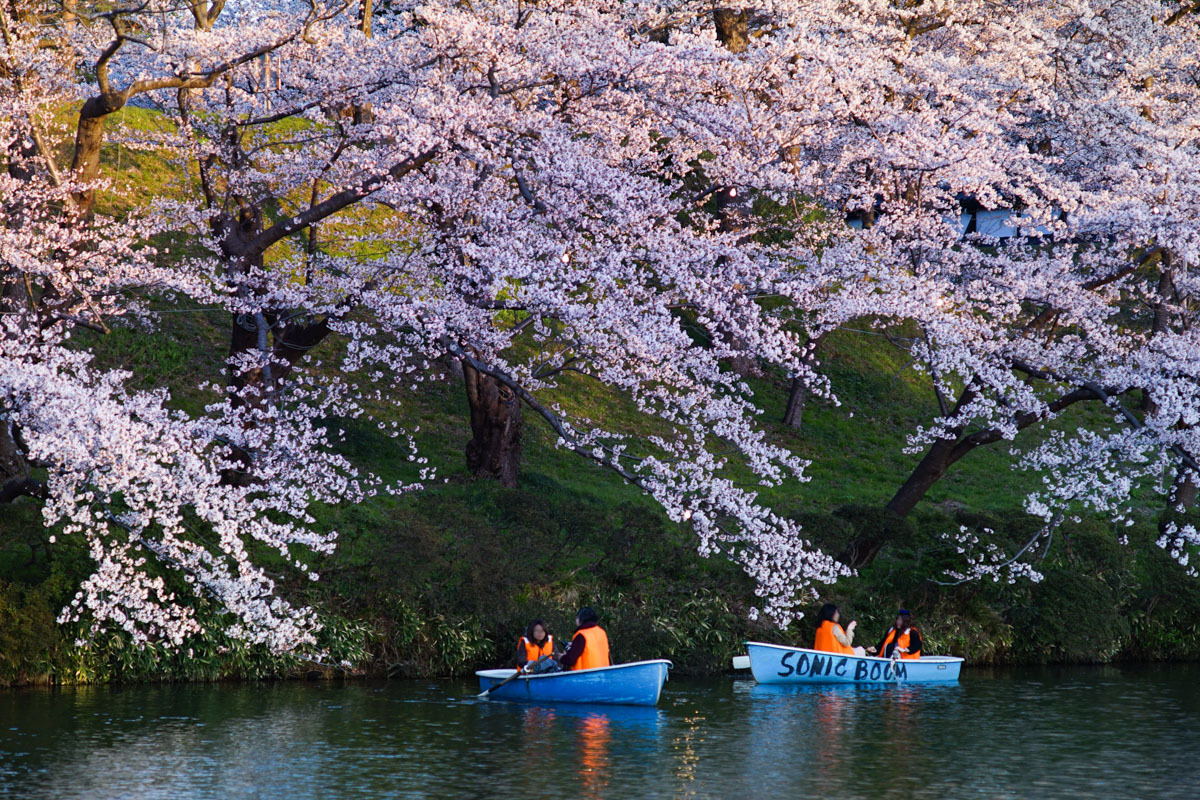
left=477, top=655, right=551, bottom=699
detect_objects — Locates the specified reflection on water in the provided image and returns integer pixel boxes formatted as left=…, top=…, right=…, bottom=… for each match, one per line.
left=2, top=665, right=1199, bottom=799
left=671, top=711, right=704, bottom=797
left=519, top=706, right=617, bottom=796
left=577, top=712, right=611, bottom=796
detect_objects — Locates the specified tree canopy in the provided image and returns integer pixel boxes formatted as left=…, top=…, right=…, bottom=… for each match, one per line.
left=2, top=0, right=1198, bottom=652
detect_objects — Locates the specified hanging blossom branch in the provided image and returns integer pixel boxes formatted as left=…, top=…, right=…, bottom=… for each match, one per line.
left=935, top=512, right=1063, bottom=587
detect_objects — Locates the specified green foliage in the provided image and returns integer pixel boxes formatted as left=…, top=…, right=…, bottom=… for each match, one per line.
left=0, top=582, right=64, bottom=686
left=373, top=597, right=492, bottom=678
left=604, top=588, right=748, bottom=674
left=1009, top=570, right=1130, bottom=663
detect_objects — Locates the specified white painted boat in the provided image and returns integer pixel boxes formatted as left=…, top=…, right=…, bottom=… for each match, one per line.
left=743, top=641, right=963, bottom=685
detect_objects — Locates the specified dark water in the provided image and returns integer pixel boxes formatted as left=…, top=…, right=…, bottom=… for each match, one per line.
left=3, top=665, right=1199, bottom=799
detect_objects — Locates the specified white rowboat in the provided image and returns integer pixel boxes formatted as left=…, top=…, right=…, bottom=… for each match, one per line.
left=743, top=641, right=963, bottom=685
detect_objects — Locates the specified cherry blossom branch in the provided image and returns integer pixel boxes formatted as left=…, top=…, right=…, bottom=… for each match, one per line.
left=934, top=512, right=1062, bottom=587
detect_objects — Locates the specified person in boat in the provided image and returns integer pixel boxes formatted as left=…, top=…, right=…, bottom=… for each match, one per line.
left=813, top=603, right=867, bottom=656
left=557, top=606, right=611, bottom=671
left=867, top=609, right=923, bottom=660
left=516, top=619, right=560, bottom=673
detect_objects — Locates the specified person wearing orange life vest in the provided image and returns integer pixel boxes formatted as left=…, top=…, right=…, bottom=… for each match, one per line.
left=813, top=603, right=867, bottom=656
left=557, top=607, right=611, bottom=671
left=515, top=619, right=558, bottom=672
left=867, top=609, right=923, bottom=660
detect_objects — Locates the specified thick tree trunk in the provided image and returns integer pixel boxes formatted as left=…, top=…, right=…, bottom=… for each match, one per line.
left=352, top=0, right=375, bottom=125
left=830, top=438, right=960, bottom=567
left=463, top=360, right=522, bottom=488
left=69, top=98, right=118, bottom=213
left=783, top=334, right=826, bottom=428
left=711, top=8, right=757, bottom=377
left=1158, top=464, right=1198, bottom=539
left=1171, top=470, right=1198, bottom=512
left=885, top=437, right=961, bottom=517
left=1141, top=263, right=1175, bottom=414
left=0, top=421, right=26, bottom=486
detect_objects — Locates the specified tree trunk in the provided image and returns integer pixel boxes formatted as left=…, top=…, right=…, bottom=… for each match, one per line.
left=0, top=421, right=26, bottom=487
left=885, top=437, right=960, bottom=517
left=1171, top=470, right=1198, bottom=512
left=829, top=437, right=961, bottom=567
left=69, top=98, right=118, bottom=213
left=1143, top=260, right=1174, bottom=413
left=353, top=0, right=375, bottom=125
left=838, top=381, right=1104, bottom=568
left=713, top=8, right=749, bottom=53
left=1158, top=463, right=1198, bottom=538
left=783, top=377, right=806, bottom=428
left=783, top=333, right=826, bottom=428
left=710, top=10, right=757, bottom=377
left=463, top=360, right=522, bottom=488
left=0, top=421, right=44, bottom=503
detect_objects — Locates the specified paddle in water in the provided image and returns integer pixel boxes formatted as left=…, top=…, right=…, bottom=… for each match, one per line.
left=477, top=655, right=551, bottom=699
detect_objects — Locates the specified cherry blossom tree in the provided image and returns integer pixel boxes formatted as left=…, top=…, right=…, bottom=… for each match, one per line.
left=1, top=0, right=842, bottom=647
left=690, top=0, right=1200, bottom=570
left=3, top=0, right=1199, bottom=650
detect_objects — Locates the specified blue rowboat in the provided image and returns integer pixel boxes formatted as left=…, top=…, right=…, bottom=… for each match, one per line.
left=745, top=641, right=963, bottom=685
left=475, top=660, right=672, bottom=706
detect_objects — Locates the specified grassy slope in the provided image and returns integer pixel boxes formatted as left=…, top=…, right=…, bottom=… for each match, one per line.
left=2, top=109, right=1198, bottom=685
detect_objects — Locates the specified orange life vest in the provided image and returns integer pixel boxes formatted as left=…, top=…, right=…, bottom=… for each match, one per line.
left=880, top=626, right=921, bottom=660
left=519, top=634, right=554, bottom=663
left=570, top=625, right=611, bottom=671
left=813, top=620, right=855, bottom=655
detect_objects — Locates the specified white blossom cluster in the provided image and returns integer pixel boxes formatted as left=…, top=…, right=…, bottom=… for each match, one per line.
left=2, top=1, right=1199, bottom=648
left=1157, top=522, right=1200, bottom=578
left=940, top=526, right=1047, bottom=586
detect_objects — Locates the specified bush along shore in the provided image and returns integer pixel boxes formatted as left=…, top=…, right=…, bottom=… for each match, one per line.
left=4, top=492, right=1200, bottom=687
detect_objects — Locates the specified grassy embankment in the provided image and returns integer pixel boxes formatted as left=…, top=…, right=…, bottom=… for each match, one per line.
left=2, top=108, right=1199, bottom=685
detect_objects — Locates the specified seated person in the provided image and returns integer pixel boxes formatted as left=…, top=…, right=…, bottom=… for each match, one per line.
left=813, top=603, right=866, bottom=656
left=867, top=609, right=923, bottom=660
left=515, top=619, right=559, bottom=673
left=558, top=607, right=610, bottom=671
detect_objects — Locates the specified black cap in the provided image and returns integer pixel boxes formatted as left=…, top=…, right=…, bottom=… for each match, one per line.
left=577, top=607, right=599, bottom=624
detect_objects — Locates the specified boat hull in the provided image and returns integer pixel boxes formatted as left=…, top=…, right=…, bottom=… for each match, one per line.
left=746, top=641, right=962, bottom=685
left=476, top=659, right=672, bottom=706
